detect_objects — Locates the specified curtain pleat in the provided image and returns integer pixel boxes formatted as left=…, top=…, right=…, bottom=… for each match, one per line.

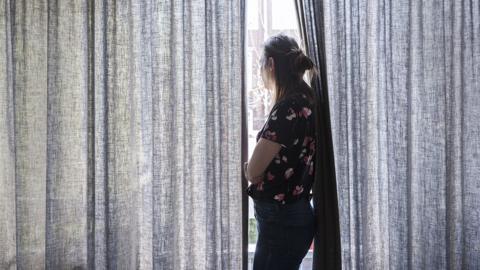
left=0, top=0, right=244, bottom=269
left=295, top=1, right=343, bottom=270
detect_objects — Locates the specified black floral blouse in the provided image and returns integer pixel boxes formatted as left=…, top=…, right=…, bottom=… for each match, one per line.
left=246, top=92, right=316, bottom=205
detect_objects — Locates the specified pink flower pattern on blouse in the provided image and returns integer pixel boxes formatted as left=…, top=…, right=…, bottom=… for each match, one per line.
left=263, top=130, right=277, bottom=141
left=284, top=168, right=294, bottom=179
left=292, top=185, right=304, bottom=196
left=246, top=93, right=316, bottom=205
left=267, top=171, right=275, bottom=181
left=274, top=193, right=285, bottom=202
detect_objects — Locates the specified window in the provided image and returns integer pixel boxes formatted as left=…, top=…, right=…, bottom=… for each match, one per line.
left=245, top=0, right=313, bottom=269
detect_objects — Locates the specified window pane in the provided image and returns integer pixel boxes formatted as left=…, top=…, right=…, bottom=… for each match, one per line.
left=245, top=0, right=313, bottom=269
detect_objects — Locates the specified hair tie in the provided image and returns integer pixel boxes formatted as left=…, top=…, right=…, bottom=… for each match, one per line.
left=286, top=48, right=303, bottom=56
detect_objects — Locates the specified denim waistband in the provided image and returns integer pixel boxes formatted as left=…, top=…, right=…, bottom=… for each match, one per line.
left=253, top=195, right=310, bottom=208
left=253, top=196, right=314, bottom=227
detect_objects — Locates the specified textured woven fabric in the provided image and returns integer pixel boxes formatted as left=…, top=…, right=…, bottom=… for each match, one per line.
left=0, top=0, right=244, bottom=269
left=295, top=1, right=343, bottom=269
left=319, top=0, right=480, bottom=269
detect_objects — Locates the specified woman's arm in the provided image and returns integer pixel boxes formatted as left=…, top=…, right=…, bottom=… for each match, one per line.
left=244, top=138, right=282, bottom=184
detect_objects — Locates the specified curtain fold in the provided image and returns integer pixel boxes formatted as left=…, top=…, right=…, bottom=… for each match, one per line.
left=0, top=0, right=244, bottom=269
left=298, top=0, right=480, bottom=269
left=294, top=1, right=343, bottom=270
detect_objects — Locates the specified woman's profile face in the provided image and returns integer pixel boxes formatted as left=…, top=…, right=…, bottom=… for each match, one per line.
left=260, top=55, right=274, bottom=90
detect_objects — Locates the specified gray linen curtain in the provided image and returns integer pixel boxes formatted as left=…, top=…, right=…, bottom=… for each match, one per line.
left=319, top=0, right=480, bottom=269
left=0, top=0, right=244, bottom=269
left=295, top=0, right=342, bottom=269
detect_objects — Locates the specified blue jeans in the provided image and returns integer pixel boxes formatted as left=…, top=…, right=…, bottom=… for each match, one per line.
left=253, top=197, right=315, bottom=270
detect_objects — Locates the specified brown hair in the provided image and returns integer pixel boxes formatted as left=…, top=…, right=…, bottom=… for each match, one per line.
left=260, top=34, right=318, bottom=105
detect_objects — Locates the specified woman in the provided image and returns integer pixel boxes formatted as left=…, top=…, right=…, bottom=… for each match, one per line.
left=244, top=34, right=317, bottom=270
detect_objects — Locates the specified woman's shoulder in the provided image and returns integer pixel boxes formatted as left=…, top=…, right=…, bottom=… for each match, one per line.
left=275, top=93, right=304, bottom=107
left=268, top=94, right=313, bottom=124
left=270, top=98, right=298, bottom=118
left=278, top=93, right=313, bottom=111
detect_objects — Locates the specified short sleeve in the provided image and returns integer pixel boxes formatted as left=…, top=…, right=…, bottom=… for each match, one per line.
left=259, top=100, right=306, bottom=148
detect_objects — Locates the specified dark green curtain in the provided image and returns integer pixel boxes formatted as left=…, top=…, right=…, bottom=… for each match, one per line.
left=295, top=1, right=342, bottom=270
